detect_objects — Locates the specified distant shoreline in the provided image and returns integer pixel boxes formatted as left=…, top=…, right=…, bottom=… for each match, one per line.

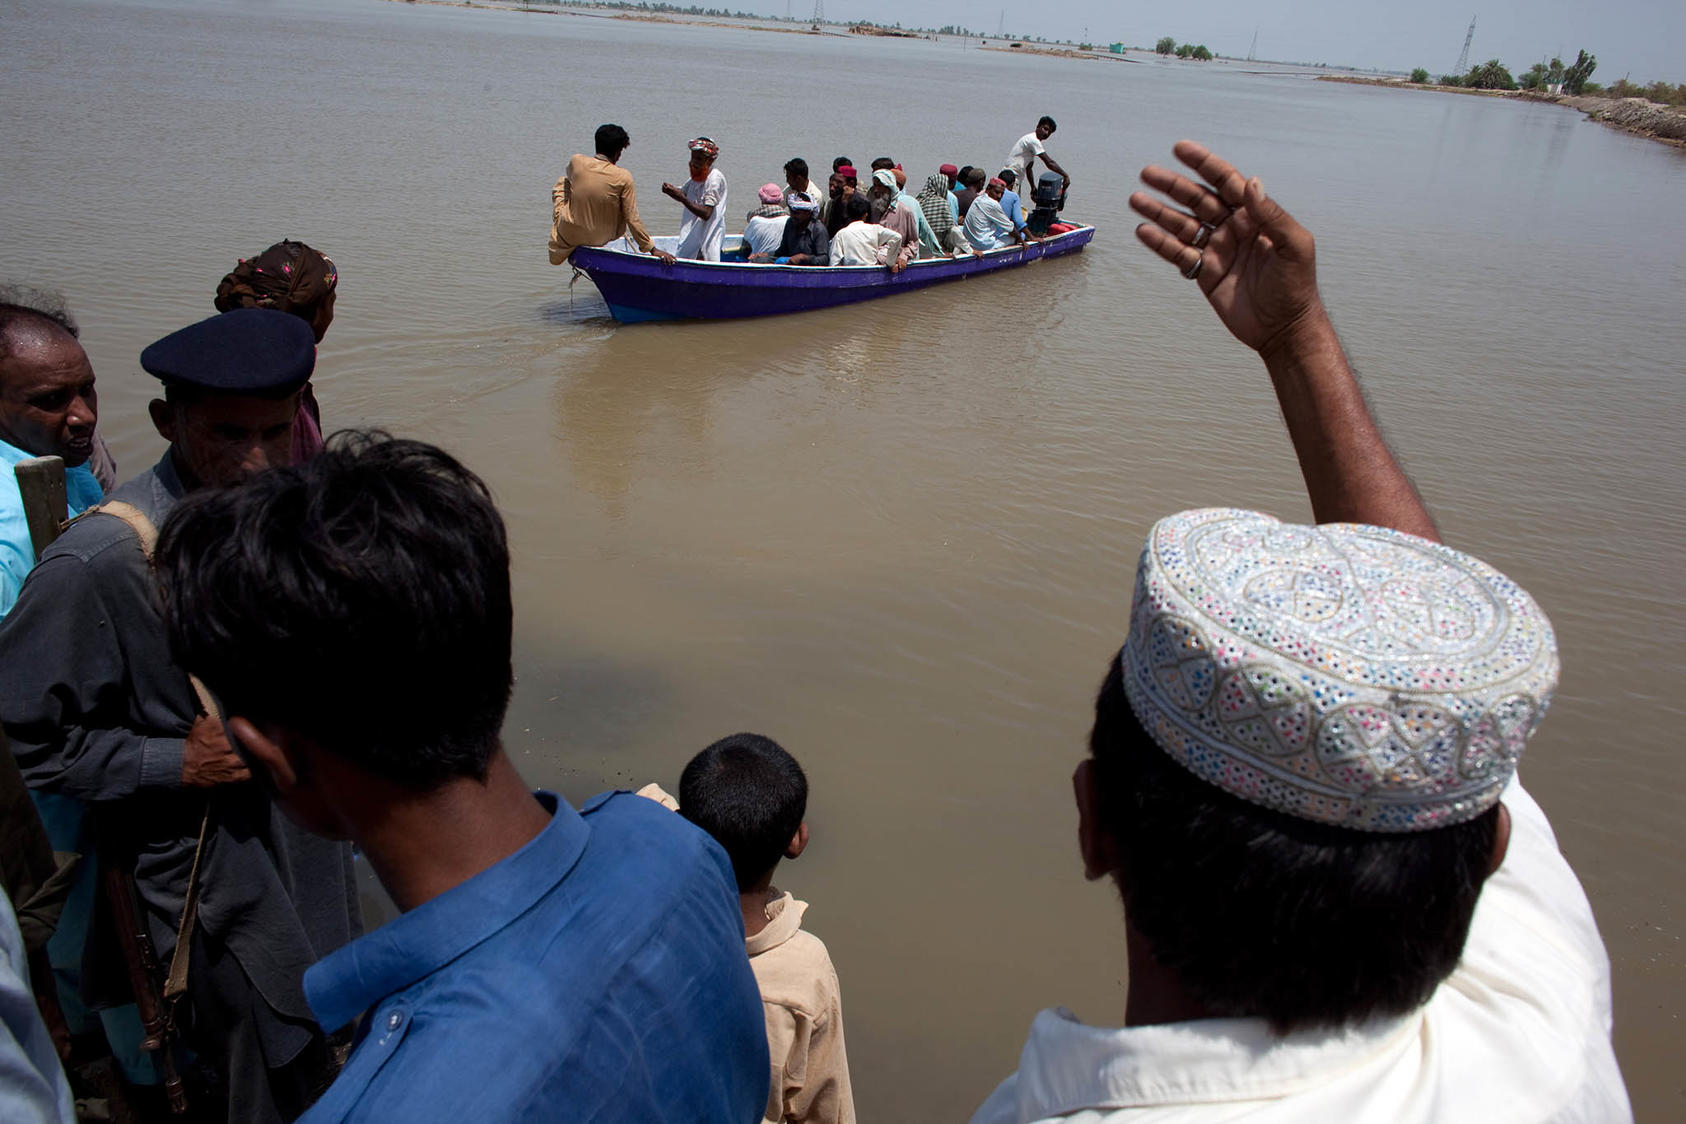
left=1318, top=76, right=1686, bottom=150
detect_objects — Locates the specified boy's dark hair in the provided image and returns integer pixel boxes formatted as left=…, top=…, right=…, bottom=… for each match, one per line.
left=870, top=156, right=895, bottom=171
left=1038, top=115, right=1057, bottom=132
left=998, top=168, right=1016, bottom=186
left=784, top=157, right=808, bottom=178
left=156, top=431, right=514, bottom=790
left=963, top=167, right=987, bottom=189
left=679, top=733, right=807, bottom=892
left=845, top=195, right=871, bottom=222
left=595, top=123, right=630, bottom=157
left=832, top=155, right=852, bottom=172
left=1090, top=657, right=1498, bottom=1033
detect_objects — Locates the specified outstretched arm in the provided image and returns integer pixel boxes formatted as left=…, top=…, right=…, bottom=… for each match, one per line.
left=1129, top=141, right=1439, bottom=543
left=1038, top=151, right=1070, bottom=184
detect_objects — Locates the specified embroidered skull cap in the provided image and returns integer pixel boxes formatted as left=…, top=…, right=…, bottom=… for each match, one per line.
left=1120, top=509, right=1558, bottom=832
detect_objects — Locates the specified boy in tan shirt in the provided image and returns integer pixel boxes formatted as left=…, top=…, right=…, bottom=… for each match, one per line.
left=643, top=734, right=855, bottom=1124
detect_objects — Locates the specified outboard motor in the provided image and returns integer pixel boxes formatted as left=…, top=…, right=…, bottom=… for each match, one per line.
left=1027, top=171, right=1066, bottom=235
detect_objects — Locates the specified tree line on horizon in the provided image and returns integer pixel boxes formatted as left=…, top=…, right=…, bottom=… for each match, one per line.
left=1409, top=49, right=1684, bottom=106
left=1155, top=37, right=1212, bottom=61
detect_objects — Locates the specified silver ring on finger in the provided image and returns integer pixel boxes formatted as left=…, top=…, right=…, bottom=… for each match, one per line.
left=1191, top=222, right=1215, bottom=249
left=1181, top=250, right=1204, bottom=280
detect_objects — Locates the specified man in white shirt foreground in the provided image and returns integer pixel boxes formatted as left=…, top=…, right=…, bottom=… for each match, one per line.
left=970, top=141, right=1630, bottom=1124
left=828, top=196, right=909, bottom=271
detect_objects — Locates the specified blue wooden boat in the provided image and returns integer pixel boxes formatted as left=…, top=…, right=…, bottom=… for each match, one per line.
left=569, top=225, right=1095, bottom=322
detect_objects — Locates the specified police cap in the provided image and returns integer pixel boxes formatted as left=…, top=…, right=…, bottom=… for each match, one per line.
left=140, top=308, right=315, bottom=393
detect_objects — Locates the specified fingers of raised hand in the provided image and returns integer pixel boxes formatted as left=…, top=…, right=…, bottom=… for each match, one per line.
left=1172, top=140, right=1249, bottom=209
left=1138, top=165, right=1233, bottom=226
left=1134, top=222, right=1209, bottom=284
left=1128, top=190, right=1204, bottom=244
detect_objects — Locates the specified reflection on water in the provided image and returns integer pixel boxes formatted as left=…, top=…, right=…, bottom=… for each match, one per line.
left=4, top=0, right=1684, bottom=1114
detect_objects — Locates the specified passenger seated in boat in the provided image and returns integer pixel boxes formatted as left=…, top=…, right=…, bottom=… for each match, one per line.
left=547, top=124, right=675, bottom=266
left=745, top=184, right=790, bottom=258
left=893, top=169, right=945, bottom=257
left=997, top=169, right=1030, bottom=237
left=955, top=167, right=985, bottom=219
left=870, top=157, right=896, bottom=174
left=663, top=137, right=728, bottom=262
left=868, top=170, right=926, bottom=261
left=828, top=196, right=909, bottom=271
left=963, top=178, right=1033, bottom=251
left=783, top=158, right=826, bottom=209
left=917, top=174, right=969, bottom=255
left=824, top=166, right=863, bottom=237
left=749, top=191, right=830, bottom=266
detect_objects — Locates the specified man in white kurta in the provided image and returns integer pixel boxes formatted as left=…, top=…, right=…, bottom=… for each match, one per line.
left=665, top=137, right=728, bottom=262
left=969, top=140, right=1628, bottom=1124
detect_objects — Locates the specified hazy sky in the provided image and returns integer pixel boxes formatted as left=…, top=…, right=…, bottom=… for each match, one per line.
left=779, top=0, right=1683, bottom=82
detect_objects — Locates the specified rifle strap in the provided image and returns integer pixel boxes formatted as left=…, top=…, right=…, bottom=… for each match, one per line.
left=92, top=500, right=215, bottom=1004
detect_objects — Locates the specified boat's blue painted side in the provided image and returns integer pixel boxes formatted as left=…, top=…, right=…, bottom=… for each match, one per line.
left=570, top=226, right=1095, bottom=321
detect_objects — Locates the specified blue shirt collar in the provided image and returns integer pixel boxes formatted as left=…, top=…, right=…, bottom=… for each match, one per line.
left=2, top=436, right=105, bottom=513
left=303, top=791, right=590, bottom=1032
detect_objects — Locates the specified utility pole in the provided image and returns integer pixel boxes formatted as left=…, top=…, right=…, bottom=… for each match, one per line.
left=1247, top=26, right=1258, bottom=61
left=812, top=0, right=822, bottom=27
left=1453, top=15, right=1475, bottom=77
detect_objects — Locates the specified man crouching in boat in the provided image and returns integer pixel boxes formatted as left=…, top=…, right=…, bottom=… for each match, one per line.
left=828, top=196, right=910, bottom=272
left=548, top=124, right=676, bottom=266
left=749, top=191, right=830, bottom=266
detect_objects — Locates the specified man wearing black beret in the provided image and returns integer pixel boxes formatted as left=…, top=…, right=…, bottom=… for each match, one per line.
left=0, top=309, right=361, bottom=1122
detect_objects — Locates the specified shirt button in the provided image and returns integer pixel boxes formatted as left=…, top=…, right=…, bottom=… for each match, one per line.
left=386, top=1012, right=403, bottom=1031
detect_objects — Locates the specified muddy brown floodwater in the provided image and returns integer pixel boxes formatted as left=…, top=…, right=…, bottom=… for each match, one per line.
left=4, top=0, right=1684, bottom=1116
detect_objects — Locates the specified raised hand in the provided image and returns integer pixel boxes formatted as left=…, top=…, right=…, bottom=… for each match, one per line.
left=1129, top=141, right=1323, bottom=357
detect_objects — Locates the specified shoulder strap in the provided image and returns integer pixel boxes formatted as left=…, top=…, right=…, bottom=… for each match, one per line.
left=90, top=499, right=213, bottom=1002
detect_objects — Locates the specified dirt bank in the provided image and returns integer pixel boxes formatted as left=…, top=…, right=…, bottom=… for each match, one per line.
left=1317, top=76, right=1686, bottom=150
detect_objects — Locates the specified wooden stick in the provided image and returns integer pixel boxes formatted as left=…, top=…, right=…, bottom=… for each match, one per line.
left=14, top=456, right=67, bottom=561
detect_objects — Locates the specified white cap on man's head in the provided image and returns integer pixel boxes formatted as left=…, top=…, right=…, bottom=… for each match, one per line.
left=1120, top=509, right=1559, bottom=832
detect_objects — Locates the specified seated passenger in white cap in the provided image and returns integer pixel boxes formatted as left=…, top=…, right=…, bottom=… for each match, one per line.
left=750, top=192, right=830, bottom=266
left=969, top=142, right=1630, bottom=1124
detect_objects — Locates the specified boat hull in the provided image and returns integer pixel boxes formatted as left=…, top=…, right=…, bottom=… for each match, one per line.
left=570, top=226, right=1094, bottom=322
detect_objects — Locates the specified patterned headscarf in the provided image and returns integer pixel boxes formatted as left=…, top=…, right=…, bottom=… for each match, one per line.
left=214, top=240, right=337, bottom=331
left=688, top=136, right=720, bottom=159
left=917, top=174, right=954, bottom=239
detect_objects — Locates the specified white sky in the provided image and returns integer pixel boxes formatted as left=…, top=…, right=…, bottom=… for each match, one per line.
left=772, top=0, right=1684, bottom=82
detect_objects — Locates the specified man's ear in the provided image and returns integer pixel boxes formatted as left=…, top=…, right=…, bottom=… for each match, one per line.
left=147, top=399, right=176, bottom=444
left=1488, top=802, right=1512, bottom=877
left=1074, top=759, right=1120, bottom=882
left=227, top=715, right=298, bottom=794
left=785, top=822, right=809, bottom=861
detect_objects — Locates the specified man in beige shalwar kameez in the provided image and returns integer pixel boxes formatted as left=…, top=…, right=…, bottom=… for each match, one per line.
left=548, top=125, right=675, bottom=265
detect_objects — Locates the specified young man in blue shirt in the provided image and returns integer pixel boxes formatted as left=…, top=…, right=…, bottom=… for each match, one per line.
left=153, top=434, right=769, bottom=1123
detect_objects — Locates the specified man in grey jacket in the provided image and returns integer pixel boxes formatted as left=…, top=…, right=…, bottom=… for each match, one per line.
left=0, top=309, right=360, bottom=1122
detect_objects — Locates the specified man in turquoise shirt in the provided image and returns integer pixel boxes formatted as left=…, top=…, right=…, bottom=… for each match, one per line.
left=0, top=293, right=103, bottom=617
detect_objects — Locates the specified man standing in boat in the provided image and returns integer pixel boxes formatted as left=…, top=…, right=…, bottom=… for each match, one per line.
left=1005, top=116, right=1070, bottom=198
left=548, top=124, right=675, bottom=266
left=663, top=137, right=728, bottom=262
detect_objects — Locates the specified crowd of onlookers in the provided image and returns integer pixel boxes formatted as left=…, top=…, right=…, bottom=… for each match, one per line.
left=0, top=140, right=1631, bottom=1124
left=549, top=118, right=1079, bottom=273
